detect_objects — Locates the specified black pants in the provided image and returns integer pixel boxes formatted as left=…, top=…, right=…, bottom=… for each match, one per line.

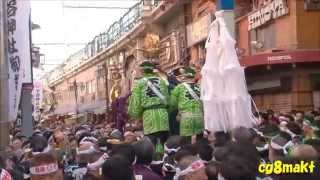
left=169, top=110, right=180, bottom=135
left=146, top=131, right=169, bottom=146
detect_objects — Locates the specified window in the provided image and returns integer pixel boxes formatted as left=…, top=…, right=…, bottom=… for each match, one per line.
left=86, top=82, right=90, bottom=94
left=91, top=80, right=96, bottom=93
left=69, top=85, right=74, bottom=92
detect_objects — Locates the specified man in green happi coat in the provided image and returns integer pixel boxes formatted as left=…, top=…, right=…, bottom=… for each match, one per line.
left=128, top=60, right=169, bottom=146
left=170, top=67, right=204, bottom=138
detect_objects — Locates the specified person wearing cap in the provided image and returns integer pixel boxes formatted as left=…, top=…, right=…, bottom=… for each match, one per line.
left=128, top=60, right=170, bottom=146
left=170, top=67, right=204, bottom=139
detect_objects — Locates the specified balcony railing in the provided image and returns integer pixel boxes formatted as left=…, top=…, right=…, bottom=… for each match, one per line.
left=64, top=1, right=144, bottom=66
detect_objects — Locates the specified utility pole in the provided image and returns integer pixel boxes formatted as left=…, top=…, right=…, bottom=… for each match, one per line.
left=0, top=0, right=10, bottom=150
left=73, top=79, right=79, bottom=122
left=105, top=63, right=110, bottom=122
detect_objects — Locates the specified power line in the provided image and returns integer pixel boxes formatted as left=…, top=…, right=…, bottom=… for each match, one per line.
left=30, top=0, right=140, bottom=1
left=63, top=5, right=131, bottom=9
left=34, top=43, right=86, bottom=46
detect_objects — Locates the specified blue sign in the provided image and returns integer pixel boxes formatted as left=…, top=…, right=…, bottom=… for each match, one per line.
left=217, top=0, right=234, bottom=10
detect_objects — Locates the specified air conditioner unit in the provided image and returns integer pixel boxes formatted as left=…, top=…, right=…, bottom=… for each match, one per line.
left=305, top=0, right=320, bottom=10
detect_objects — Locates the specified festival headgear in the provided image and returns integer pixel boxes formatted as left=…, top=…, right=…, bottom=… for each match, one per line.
left=30, top=163, right=59, bottom=176
left=110, top=129, right=123, bottom=140
left=173, top=160, right=205, bottom=180
left=80, top=136, right=98, bottom=145
left=98, top=138, right=109, bottom=152
left=87, top=153, right=109, bottom=170
left=256, top=143, right=269, bottom=152
left=270, top=135, right=294, bottom=155
left=303, top=120, right=320, bottom=131
left=162, top=162, right=176, bottom=173
left=164, top=144, right=181, bottom=154
left=279, top=126, right=299, bottom=139
left=76, top=145, right=97, bottom=155
left=139, top=60, right=155, bottom=70
left=32, top=145, right=51, bottom=155
left=182, top=67, right=196, bottom=78
left=256, top=125, right=280, bottom=139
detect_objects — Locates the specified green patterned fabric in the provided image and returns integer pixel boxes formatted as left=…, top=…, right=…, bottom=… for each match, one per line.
left=170, top=82, right=203, bottom=136
left=128, top=73, right=169, bottom=135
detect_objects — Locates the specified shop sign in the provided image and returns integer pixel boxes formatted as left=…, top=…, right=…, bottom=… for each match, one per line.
left=267, top=55, right=292, bottom=62
left=32, top=81, right=43, bottom=122
left=248, top=0, right=289, bottom=31
left=187, top=14, right=212, bottom=47
left=304, top=0, right=320, bottom=11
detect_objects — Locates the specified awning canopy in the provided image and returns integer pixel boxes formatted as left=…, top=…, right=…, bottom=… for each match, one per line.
left=240, top=50, right=320, bottom=67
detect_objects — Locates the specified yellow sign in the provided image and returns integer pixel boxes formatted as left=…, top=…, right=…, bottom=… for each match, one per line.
left=258, top=160, right=316, bottom=175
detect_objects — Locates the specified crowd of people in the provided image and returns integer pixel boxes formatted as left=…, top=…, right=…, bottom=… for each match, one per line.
left=1, top=108, right=320, bottom=180
left=1, top=61, right=320, bottom=180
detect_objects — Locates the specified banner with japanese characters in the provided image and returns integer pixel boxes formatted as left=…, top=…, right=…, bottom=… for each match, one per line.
left=32, top=81, right=43, bottom=122
left=7, top=0, right=31, bottom=121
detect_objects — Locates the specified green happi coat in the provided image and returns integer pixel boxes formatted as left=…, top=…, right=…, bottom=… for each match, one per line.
left=170, top=82, right=203, bottom=136
left=128, top=73, right=169, bottom=135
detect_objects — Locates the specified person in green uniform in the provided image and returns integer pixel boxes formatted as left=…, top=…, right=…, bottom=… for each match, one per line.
left=128, top=60, right=170, bottom=146
left=170, top=67, right=204, bottom=140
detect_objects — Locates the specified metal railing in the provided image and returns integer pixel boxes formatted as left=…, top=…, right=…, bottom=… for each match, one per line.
left=64, top=1, right=144, bottom=66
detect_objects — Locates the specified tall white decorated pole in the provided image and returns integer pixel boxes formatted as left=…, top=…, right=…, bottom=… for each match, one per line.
left=201, top=0, right=255, bottom=133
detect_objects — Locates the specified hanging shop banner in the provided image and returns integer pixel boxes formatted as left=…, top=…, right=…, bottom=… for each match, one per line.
left=32, top=81, right=43, bottom=122
left=7, top=0, right=32, bottom=121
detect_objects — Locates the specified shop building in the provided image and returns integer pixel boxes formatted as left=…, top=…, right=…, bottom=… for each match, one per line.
left=237, top=0, right=320, bottom=112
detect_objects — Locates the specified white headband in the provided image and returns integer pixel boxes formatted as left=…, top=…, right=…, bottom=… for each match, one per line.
left=76, top=146, right=97, bottom=155
left=30, top=163, right=58, bottom=175
left=270, top=140, right=293, bottom=154
left=173, top=160, right=205, bottom=180
left=164, top=144, right=180, bottom=154
left=280, top=127, right=298, bottom=139
left=32, top=145, right=51, bottom=155
left=252, top=128, right=264, bottom=137
left=99, top=146, right=108, bottom=151
left=76, top=130, right=87, bottom=136
left=80, top=137, right=98, bottom=145
left=87, top=153, right=109, bottom=170
left=162, top=163, right=176, bottom=172
left=256, top=144, right=269, bottom=152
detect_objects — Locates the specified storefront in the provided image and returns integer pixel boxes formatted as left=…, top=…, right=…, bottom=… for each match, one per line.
left=241, top=50, right=320, bottom=112
left=186, top=13, right=213, bottom=67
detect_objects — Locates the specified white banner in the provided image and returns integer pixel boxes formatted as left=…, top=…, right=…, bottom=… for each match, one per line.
left=32, top=81, right=43, bottom=122
left=7, top=0, right=31, bottom=121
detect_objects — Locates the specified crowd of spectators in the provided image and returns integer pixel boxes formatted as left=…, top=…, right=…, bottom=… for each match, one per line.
left=1, top=109, right=320, bottom=180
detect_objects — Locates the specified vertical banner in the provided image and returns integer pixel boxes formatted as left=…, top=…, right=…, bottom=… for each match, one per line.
left=6, top=0, right=31, bottom=121
left=32, top=81, right=43, bottom=122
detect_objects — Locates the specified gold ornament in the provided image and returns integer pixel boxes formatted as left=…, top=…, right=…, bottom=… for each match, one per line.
left=143, top=33, right=160, bottom=59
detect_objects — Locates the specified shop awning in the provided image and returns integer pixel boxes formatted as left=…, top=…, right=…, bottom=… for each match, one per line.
left=240, top=50, right=320, bottom=67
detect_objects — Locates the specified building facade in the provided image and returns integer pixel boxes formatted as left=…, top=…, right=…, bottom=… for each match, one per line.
left=45, top=0, right=189, bottom=121
left=44, top=0, right=319, bottom=121
left=237, top=0, right=320, bottom=112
